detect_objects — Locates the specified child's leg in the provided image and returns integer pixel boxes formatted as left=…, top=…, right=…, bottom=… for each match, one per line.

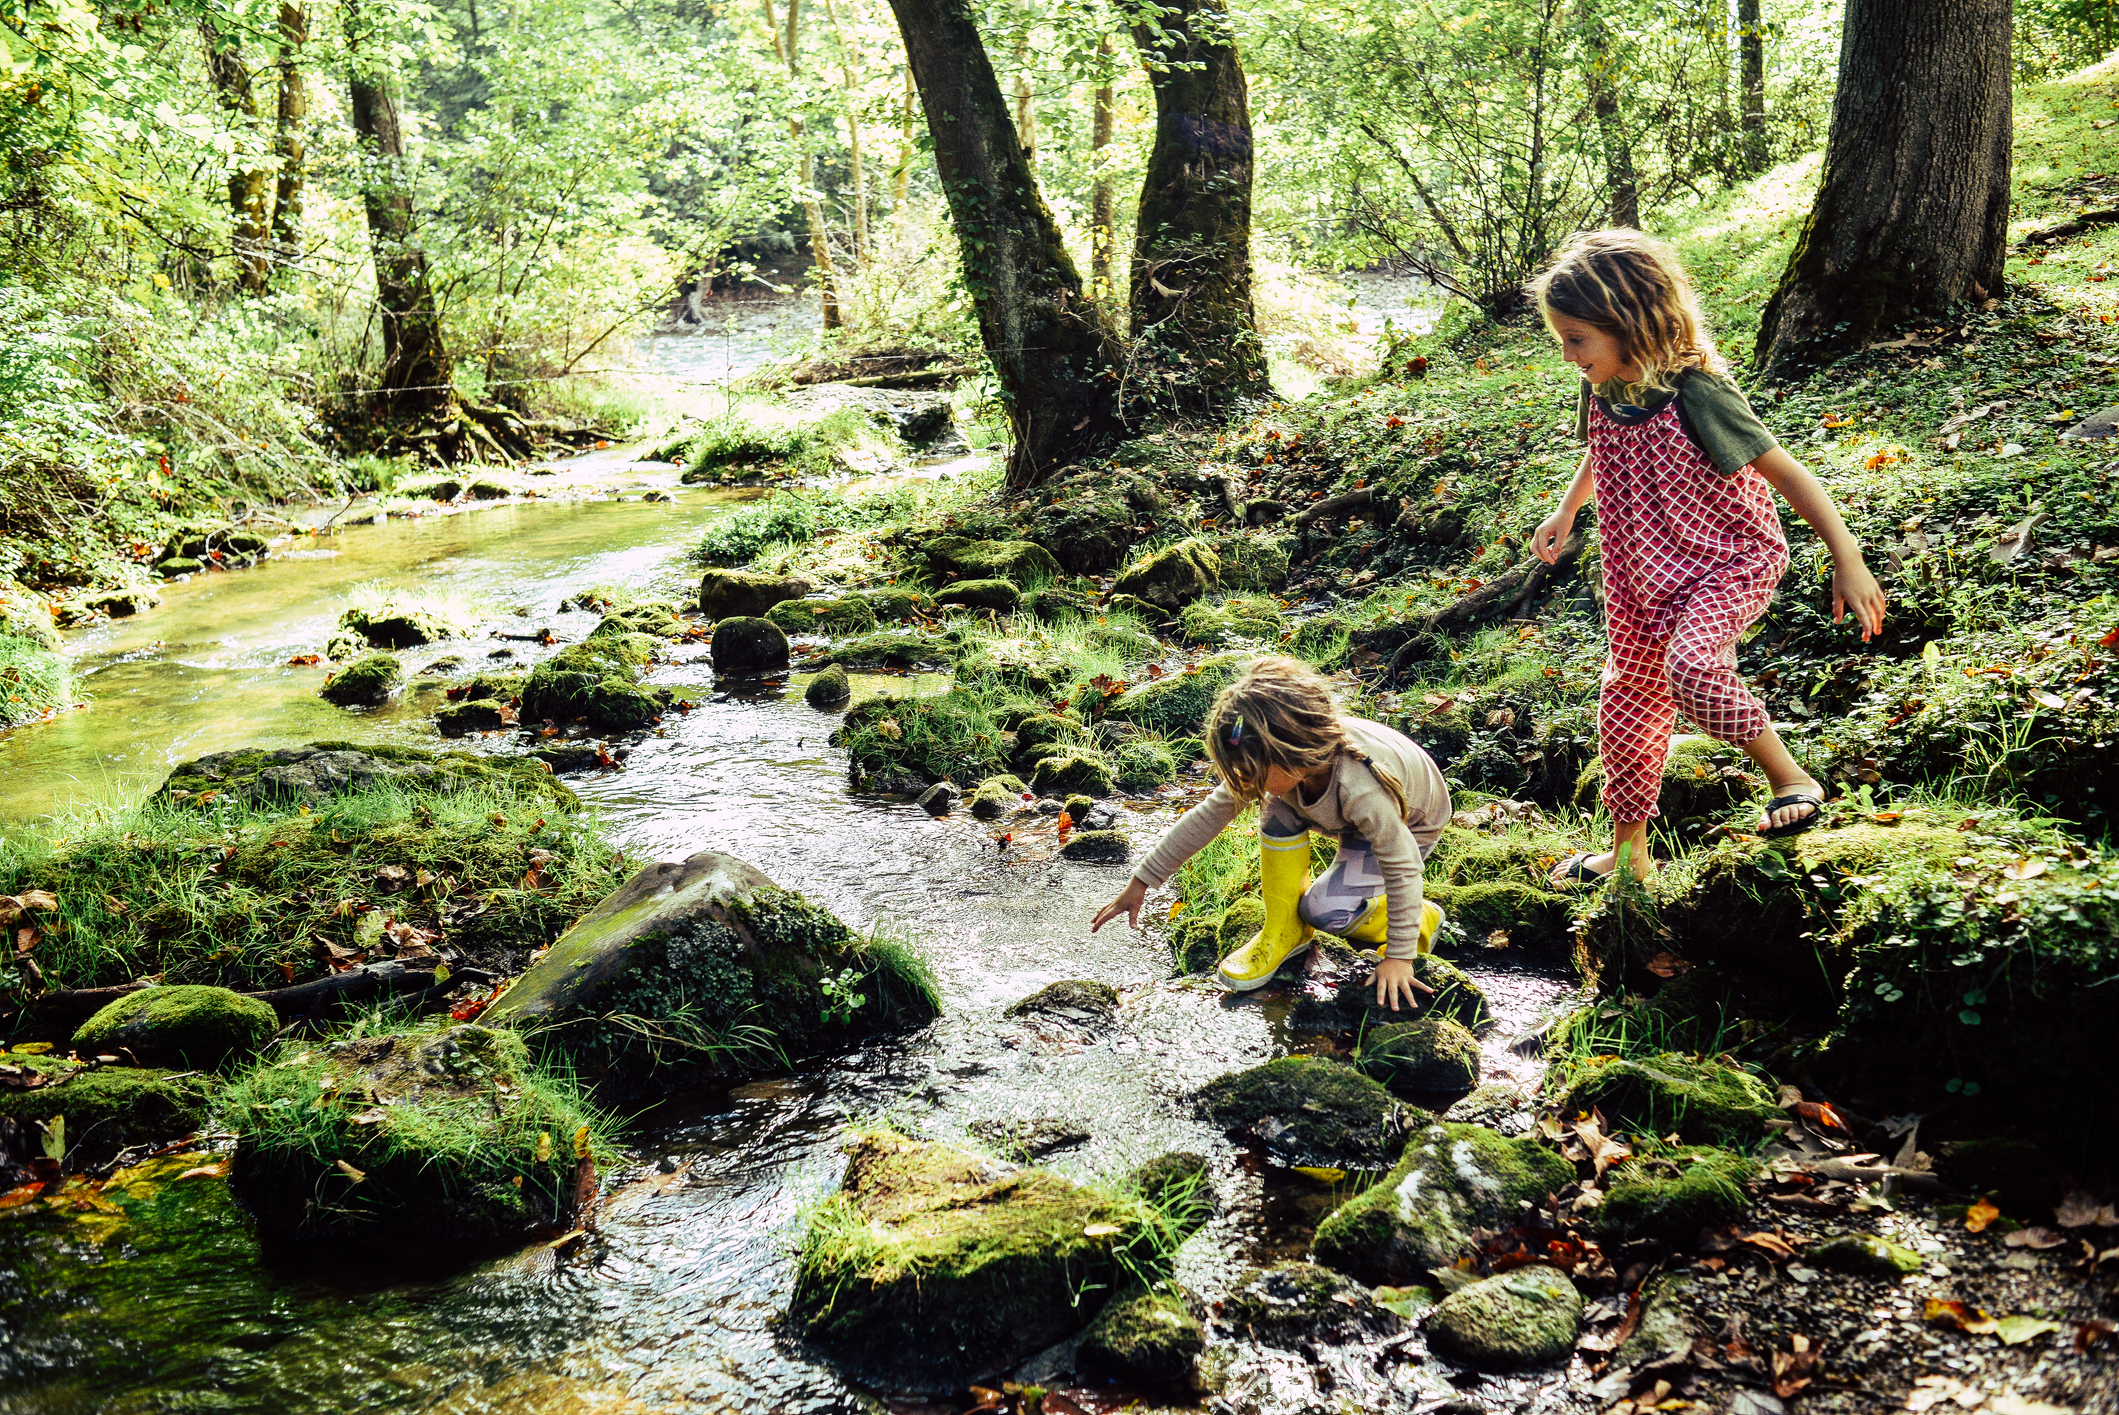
left=1215, top=801, right=1312, bottom=991
left=1665, top=573, right=1823, bottom=831
left=1297, top=836, right=1445, bottom=954
left=1596, top=627, right=1677, bottom=869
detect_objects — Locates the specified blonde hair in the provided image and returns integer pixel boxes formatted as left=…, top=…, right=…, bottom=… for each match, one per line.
left=1204, top=656, right=1409, bottom=821
left=1528, top=228, right=1724, bottom=392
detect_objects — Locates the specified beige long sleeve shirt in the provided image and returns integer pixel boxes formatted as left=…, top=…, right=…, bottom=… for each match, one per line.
left=1132, top=717, right=1453, bottom=958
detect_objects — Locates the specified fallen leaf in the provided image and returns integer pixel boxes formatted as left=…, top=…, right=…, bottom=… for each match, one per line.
left=2002, top=858, right=2048, bottom=880
left=1924, top=1298, right=1998, bottom=1334
left=0, top=1182, right=44, bottom=1210
left=1082, top=1222, right=1122, bottom=1237
left=1966, top=1197, right=2002, bottom=1232
left=1793, top=1101, right=1850, bottom=1132
left=2056, top=1191, right=2119, bottom=1228
left=1771, top=1333, right=1819, bottom=1398
left=1485, top=929, right=1511, bottom=949
left=1992, top=1315, right=2063, bottom=1346
left=177, top=1159, right=230, bottom=1180
left=1644, top=951, right=1694, bottom=978
left=572, top=1124, right=591, bottom=1160
left=2003, top=1226, right=2067, bottom=1250
left=2076, top=1317, right=2118, bottom=1352
left=1572, top=1109, right=1632, bottom=1179
left=335, top=1159, right=366, bottom=1184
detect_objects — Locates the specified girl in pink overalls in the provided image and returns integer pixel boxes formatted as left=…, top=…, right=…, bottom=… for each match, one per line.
left=1526, top=230, right=1887, bottom=883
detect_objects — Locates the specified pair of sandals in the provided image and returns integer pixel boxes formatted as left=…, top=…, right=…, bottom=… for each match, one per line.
left=1550, top=789, right=1826, bottom=886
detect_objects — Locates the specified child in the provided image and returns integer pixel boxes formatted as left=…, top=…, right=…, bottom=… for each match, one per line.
left=1090, top=656, right=1453, bottom=1013
left=1526, top=229, right=1887, bottom=883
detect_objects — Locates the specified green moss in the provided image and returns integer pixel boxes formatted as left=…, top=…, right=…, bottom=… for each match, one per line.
left=1356, top=1017, right=1482, bottom=1095
left=1216, top=896, right=1265, bottom=954
left=1004, top=978, right=1118, bottom=1020
left=969, top=773, right=1030, bottom=819
left=522, top=636, right=673, bottom=729
left=1194, top=1056, right=1417, bottom=1169
left=819, top=630, right=945, bottom=669
left=1573, top=737, right=1761, bottom=836
left=923, top=536, right=1061, bottom=587
left=1810, top=1232, right=1922, bottom=1277
left=338, top=590, right=476, bottom=648
left=1113, top=538, right=1221, bottom=610
left=1078, top=1283, right=1202, bottom=1381
left=1286, top=944, right=1492, bottom=1036
left=1219, top=1262, right=1401, bottom=1347
left=836, top=690, right=1008, bottom=790
left=73, top=985, right=278, bottom=1070
left=805, top=663, right=852, bottom=707
left=1178, top=593, right=1285, bottom=647
left=1111, top=738, right=1179, bottom=792
left=1058, top=830, right=1130, bottom=861
left=1310, top=1122, right=1574, bottom=1284
left=1209, top=533, right=1292, bottom=591
left=1424, top=880, right=1574, bottom=952
left=590, top=600, right=686, bottom=639
left=1549, top=1054, right=1780, bottom=1147
left=1030, top=749, right=1114, bottom=798
left=1011, top=712, right=1087, bottom=765
left=0, top=1062, right=219, bottom=1167
left=1597, top=1146, right=1754, bottom=1244
left=433, top=700, right=505, bottom=736
left=1102, top=653, right=1245, bottom=735
left=765, top=596, right=880, bottom=636
left=699, top=568, right=812, bottom=619
left=1425, top=1265, right=1582, bottom=1370
left=934, top=577, right=1022, bottom=612
left=157, top=741, right=573, bottom=810
left=319, top=652, right=403, bottom=707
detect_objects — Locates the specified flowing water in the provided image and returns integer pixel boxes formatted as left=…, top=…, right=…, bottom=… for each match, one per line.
left=0, top=443, right=1576, bottom=1414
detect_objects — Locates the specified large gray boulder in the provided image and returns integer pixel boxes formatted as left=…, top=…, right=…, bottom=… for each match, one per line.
left=699, top=569, right=812, bottom=620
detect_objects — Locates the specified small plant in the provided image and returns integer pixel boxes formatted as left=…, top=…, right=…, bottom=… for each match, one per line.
left=820, top=967, right=868, bottom=1026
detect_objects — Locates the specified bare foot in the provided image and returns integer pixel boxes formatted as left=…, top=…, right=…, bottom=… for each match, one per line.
left=1550, top=849, right=1654, bottom=886
left=1757, top=777, right=1825, bottom=833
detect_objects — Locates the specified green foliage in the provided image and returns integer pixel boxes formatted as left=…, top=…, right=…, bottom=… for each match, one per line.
left=0, top=632, right=73, bottom=725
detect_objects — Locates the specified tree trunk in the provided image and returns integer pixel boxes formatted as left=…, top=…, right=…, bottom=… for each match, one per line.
left=1091, top=33, right=1116, bottom=307
left=1754, top=0, right=2012, bottom=373
left=270, top=1, right=307, bottom=264
left=202, top=20, right=272, bottom=295
left=1738, top=0, right=1767, bottom=175
left=348, top=56, right=450, bottom=417
left=824, top=0, right=869, bottom=265
left=1127, top=0, right=1268, bottom=412
left=1579, top=1, right=1638, bottom=227
left=770, top=0, right=843, bottom=328
left=894, top=64, right=915, bottom=209
left=884, top=0, right=1124, bottom=486
left=1012, top=33, right=1036, bottom=169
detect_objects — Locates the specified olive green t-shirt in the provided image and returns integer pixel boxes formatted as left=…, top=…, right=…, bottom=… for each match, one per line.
left=1574, top=366, right=1778, bottom=475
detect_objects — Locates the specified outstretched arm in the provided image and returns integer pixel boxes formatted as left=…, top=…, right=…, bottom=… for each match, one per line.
left=1750, top=446, right=1887, bottom=641
left=1532, top=451, right=1595, bottom=563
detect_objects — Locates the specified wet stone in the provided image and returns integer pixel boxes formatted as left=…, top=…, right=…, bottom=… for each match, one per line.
left=709, top=616, right=790, bottom=672
left=1425, top=1265, right=1583, bottom=1370
left=1216, top=1261, right=1402, bottom=1348
left=319, top=652, right=403, bottom=706
left=1058, top=829, right=1130, bottom=862
left=1077, top=1282, right=1203, bottom=1383
left=698, top=568, right=811, bottom=619
left=804, top=662, right=851, bottom=707
left=1355, top=1016, right=1482, bottom=1095
left=0, top=1058, right=219, bottom=1169
left=1194, top=1056, right=1417, bottom=1170
left=1443, top=1082, right=1536, bottom=1136
left=966, top=1117, right=1091, bottom=1158
left=157, top=742, right=573, bottom=810
left=1809, top=1231, right=1923, bottom=1277
left=916, top=781, right=959, bottom=816
left=1004, top=978, right=1119, bottom=1023
left=1285, top=942, right=1491, bottom=1037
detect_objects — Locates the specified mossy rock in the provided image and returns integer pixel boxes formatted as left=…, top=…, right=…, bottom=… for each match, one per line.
left=969, top=774, right=1030, bottom=819
left=1597, top=1146, right=1754, bottom=1244
left=1019, top=587, right=1096, bottom=622
left=1103, top=654, right=1245, bottom=735
left=1310, top=1122, right=1573, bottom=1284
left=319, top=652, right=403, bottom=706
left=1573, top=737, right=1760, bottom=834
left=924, top=536, right=1061, bottom=587
left=1810, top=1232, right=1922, bottom=1277
left=820, top=630, right=943, bottom=669
left=1112, top=738, right=1179, bottom=791
left=522, top=637, right=674, bottom=729
left=1194, top=1056, right=1418, bottom=1170
left=1285, top=943, right=1492, bottom=1037
left=1011, top=712, right=1088, bottom=766
left=224, top=1023, right=600, bottom=1252
left=434, top=700, right=505, bottom=736
left=765, top=596, right=880, bottom=636
left=1030, top=749, right=1113, bottom=799
left=1210, top=533, right=1293, bottom=591
left=1356, top=1017, right=1482, bottom=1095
left=482, top=849, right=938, bottom=1103
left=155, top=557, right=204, bottom=576
left=1005, top=978, right=1119, bottom=1022
left=1550, top=1053, right=1779, bottom=1147
left=1218, top=1262, right=1401, bottom=1348
left=1216, top=896, right=1266, bottom=955
left=0, top=579, right=60, bottom=650
left=1425, top=1265, right=1582, bottom=1371
left=934, top=578, right=1021, bottom=612
left=339, top=604, right=456, bottom=649
left=1168, top=912, right=1223, bottom=974
left=805, top=663, right=852, bottom=707
left=788, top=1129, right=1168, bottom=1388
left=1615, top=1271, right=1698, bottom=1368
left=73, top=985, right=278, bottom=1071
left=1939, top=1138, right=2065, bottom=1217
left=699, top=569, right=811, bottom=619
left=709, top=616, right=791, bottom=672
left=1063, top=793, right=1095, bottom=819
left=588, top=601, right=686, bottom=641
left=1424, top=880, right=1574, bottom=952
left=0, top=1059, right=219, bottom=1168
left=1023, top=483, right=1134, bottom=573
left=156, top=741, right=576, bottom=809
left=1113, top=538, right=1220, bottom=611
left=1178, top=594, right=1284, bottom=648
left=1078, top=1282, right=1202, bottom=1382
left=1058, top=830, right=1130, bottom=862
left=856, top=586, right=934, bottom=622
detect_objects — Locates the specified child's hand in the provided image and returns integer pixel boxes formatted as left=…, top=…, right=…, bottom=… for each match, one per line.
left=1373, top=957, right=1435, bottom=1012
left=1833, top=559, right=1888, bottom=642
left=1531, top=509, right=1575, bottom=564
left=1091, top=879, right=1149, bottom=932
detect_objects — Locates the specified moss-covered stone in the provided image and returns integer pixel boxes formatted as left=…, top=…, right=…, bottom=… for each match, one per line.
left=1210, top=533, right=1292, bottom=591
left=1615, top=1272, right=1698, bottom=1368
left=789, top=1129, right=1166, bottom=1386
left=1217, top=1262, right=1401, bottom=1348
left=969, top=774, right=1030, bottom=819
left=1310, top=1122, right=1574, bottom=1284
left=699, top=569, right=811, bottom=619
left=1597, top=1146, right=1753, bottom=1243
left=709, top=616, right=791, bottom=672
left=1426, top=1265, right=1582, bottom=1370
left=819, top=630, right=944, bottom=670
left=1178, top=594, right=1284, bottom=647
left=804, top=663, right=852, bottom=707
left=1019, top=587, right=1096, bottom=621
left=157, top=741, right=575, bottom=809
left=590, top=600, right=686, bottom=639
left=1423, top=880, right=1575, bottom=952
left=482, top=849, right=938, bottom=1103
left=1004, top=978, right=1118, bottom=1022
left=1063, top=793, right=1095, bottom=819
left=1030, top=749, right=1113, bottom=798
left=1809, top=1232, right=1922, bottom=1277
left=1216, top=896, right=1266, bottom=955
left=73, top=985, right=278, bottom=1070
left=1078, top=1282, right=1203, bottom=1382
left=1113, top=538, right=1220, bottom=611
left=319, top=652, right=403, bottom=706
left=522, top=636, right=674, bottom=729
left=1112, top=738, right=1179, bottom=791
left=339, top=602, right=458, bottom=649
left=1011, top=712, right=1088, bottom=766
left=1102, top=653, right=1245, bottom=735
left=1550, top=1054, right=1779, bottom=1146
left=0, top=579, right=60, bottom=649
left=1194, top=1056, right=1417, bottom=1169
left=1356, top=1017, right=1482, bottom=1095
left=0, top=1059, right=219, bottom=1168
left=1058, top=829, right=1130, bottom=861
left=224, top=1023, right=600, bottom=1251
left=1285, top=943, right=1492, bottom=1037
left=765, top=596, right=880, bottom=636
left=934, top=577, right=1021, bottom=612
left=434, top=700, right=505, bottom=736
left=924, top=536, right=1061, bottom=586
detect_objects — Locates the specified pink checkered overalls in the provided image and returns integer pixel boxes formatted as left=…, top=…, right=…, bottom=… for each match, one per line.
left=1587, top=393, right=1787, bottom=822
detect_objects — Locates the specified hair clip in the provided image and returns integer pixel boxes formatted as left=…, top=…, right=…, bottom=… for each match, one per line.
left=1226, top=713, right=1245, bottom=748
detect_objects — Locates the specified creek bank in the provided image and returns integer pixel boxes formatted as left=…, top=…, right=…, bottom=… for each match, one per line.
left=0, top=1054, right=219, bottom=1168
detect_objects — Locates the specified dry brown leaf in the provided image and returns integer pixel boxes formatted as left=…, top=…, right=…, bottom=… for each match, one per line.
left=2002, top=1226, right=2067, bottom=1250
left=1924, top=1298, right=1998, bottom=1335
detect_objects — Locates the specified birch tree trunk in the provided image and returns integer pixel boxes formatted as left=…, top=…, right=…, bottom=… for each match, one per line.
left=270, top=2, right=307, bottom=265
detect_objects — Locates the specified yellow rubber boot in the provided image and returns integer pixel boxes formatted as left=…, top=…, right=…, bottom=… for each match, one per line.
left=1347, top=897, right=1446, bottom=955
left=1215, top=831, right=1314, bottom=991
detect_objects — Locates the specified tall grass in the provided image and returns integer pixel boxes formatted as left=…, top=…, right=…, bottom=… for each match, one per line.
left=0, top=635, right=73, bottom=724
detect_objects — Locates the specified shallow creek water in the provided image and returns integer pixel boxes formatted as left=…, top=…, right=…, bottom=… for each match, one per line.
left=0, top=478, right=1579, bottom=1415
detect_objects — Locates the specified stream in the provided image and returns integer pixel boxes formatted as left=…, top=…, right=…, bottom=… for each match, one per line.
left=0, top=312, right=1574, bottom=1415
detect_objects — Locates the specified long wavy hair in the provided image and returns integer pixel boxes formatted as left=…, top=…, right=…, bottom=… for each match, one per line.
left=1203, top=656, right=1409, bottom=820
left=1528, top=228, right=1725, bottom=393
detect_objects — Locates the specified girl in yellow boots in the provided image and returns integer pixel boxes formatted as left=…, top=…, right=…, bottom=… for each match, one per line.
left=1090, top=656, right=1452, bottom=1013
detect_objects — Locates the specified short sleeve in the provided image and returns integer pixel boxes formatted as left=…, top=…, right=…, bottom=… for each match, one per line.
left=1679, top=370, right=1778, bottom=474
left=1575, top=379, right=1591, bottom=441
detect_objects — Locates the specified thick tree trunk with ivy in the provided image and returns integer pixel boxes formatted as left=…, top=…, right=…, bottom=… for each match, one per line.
left=201, top=21, right=272, bottom=295
left=1755, top=0, right=2012, bottom=373
left=1127, top=0, right=1267, bottom=412
left=1738, top=0, right=1767, bottom=175
left=269, top=2, right=307, bottom=262
left=349, top=68, right=450, bottom=420
left=886, top=0, right=1124, bottom=487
